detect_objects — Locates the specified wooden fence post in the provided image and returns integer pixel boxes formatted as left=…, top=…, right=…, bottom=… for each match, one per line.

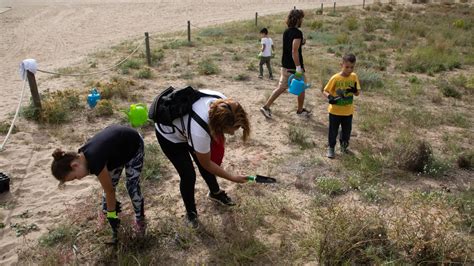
left=255, top=12, right=258, bottom=27
left=321, top=3, right=324, bottom=14
left=363, top=0, right=366, bottom=9
left=26, top=71, right=41, bottom=110
left=145, top=32, right=151, bottom=66
left=334, top=2, right=336, bottom=13
left=187, top=21, right=191, bottom=43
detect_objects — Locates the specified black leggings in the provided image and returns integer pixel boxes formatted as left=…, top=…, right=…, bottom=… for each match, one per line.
left=156, top=131, right=220, bottom=216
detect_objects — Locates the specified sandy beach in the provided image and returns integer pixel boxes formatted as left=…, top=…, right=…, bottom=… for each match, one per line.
left=0, top=0, right=386, bottom=264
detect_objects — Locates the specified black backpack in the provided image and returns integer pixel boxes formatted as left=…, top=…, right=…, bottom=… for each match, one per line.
left=149, top=86, right=220, bottom=134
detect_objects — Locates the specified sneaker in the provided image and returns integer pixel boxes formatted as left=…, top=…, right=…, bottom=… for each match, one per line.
left=340, top=142, right=349, bottom=154
left=327, top=147, right=335, bottom=159
left=186, top=212, right=199, bottom=229
left=269, top=76, right=274, bottom=80
left=260, top=106, right=272, bottom=119
left=296, top=108, right=311, bottom=117
left=258, top=75, right=263, bottom=79
left=208, top=190, right=236, bottom=206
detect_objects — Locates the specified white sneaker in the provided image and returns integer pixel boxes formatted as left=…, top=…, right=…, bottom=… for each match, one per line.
left=260, top=106, right=272, bottom=119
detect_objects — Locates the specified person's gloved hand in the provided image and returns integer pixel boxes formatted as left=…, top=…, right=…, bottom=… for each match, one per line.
left=347, top=82, right=358, bottom=94
left=328, top=95, right=339, bottom=104
left=295, top=65, right=303, bottom=78
left=103, top=201, right=122, bottom=214
left=257, top=52, right=263, bottom=58
left=107, top=211, right=120, bottom=233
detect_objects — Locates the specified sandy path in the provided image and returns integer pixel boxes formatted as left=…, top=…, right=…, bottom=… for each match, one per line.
left=0, top=0, right=375, bottom=265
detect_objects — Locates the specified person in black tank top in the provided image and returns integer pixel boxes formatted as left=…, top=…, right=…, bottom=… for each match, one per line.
left=260, top=9, right=312, bottom=119
left=51, top=125, right=146, bottom=242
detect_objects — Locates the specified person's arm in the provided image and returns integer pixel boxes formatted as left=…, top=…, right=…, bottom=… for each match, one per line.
left=194, top=151, right=247, bottom=183
left=355, top=77, right=361, bottom=96
left=97, top=166, right=116, bottom=212
left=261, top=44, right=266, bottom=53
left=272, top=44, right=275, bottom=52
left=292, top=38, right=302, bottom=71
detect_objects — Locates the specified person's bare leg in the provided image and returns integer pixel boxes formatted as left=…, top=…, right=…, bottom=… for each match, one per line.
left=263, top=86, right=286, bottom=108
left=297, top=91, right=305, bottom=112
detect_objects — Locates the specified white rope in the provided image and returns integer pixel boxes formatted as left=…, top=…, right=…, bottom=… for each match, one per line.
left=0, top=74, right=28, bottom=151
left=37, top=38, right=145, bottom=77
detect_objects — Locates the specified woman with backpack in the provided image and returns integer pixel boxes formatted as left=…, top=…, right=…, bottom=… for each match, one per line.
left=153, top=88, right=250, bottom=228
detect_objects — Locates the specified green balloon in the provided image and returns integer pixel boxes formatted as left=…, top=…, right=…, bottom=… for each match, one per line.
left=127, top=103, right=148, bottom=128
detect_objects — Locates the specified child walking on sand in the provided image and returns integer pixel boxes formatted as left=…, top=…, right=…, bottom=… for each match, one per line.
left=323, top=53, right=361, bottom=158
left=258, top=28, right=274, bottom=80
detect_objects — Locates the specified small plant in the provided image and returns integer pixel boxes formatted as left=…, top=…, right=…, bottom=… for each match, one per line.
left=288, top=125, right=314, bottom=149
left=39, top=225, right=79, bottom=247
left=308, top=205, right=390, bottom=264
left=345, top=15, right=359, bottom=31
left=94, top=99, right=114, bottom=117
left=233, top=73, right=249, bottom=81
left=310, top=20, right=323, bottom=30
left=151, top=48, right=164, bottom=65
left=315, top=177, right=345, bottom=196
left=357, top=69, right=384, bottom=91
left=136, top=67, right=152, bottom=79
left=246, top=62, right=257, bottom=71
left=120, top=59, right=142, bottom=71
left=457, top=150, right=474, bottom=170
left=453, top=19, right=465, bottom=29
left=23, top=89, right=82, bottom=124
left=197, top=58, right=219, bottom=75
left=142, top=143, right=165, bottom=181
left=232, top=54, right=243, bottom=61
left=396, top=139, right=433, bottom=173
left=437, top=79, right=462, bottom=99
left=0, top=121, right=18, bottom=134
left=100, top=77, right=135, bottom=100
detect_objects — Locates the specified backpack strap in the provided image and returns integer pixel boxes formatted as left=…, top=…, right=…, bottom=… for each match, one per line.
left=187, top=93, right=221, bottom=150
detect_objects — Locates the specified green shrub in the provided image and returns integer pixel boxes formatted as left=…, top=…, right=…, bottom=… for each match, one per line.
left=288, top=125, right=314, bottom=149
left=0, top=121, right=18, bottom=134
left=100, top=77, right=135, bottom=100
left=400, top=46, right=461, bottom=74
left=197, top=59, right=219, bottom=75
left=39, top=225, right=79, bottom=247
left=247, top=62, right=257, bottom=71
left=120, top=59, right=142, bottom=71
left=142, top=143, right=165, bottom=181
left=453, top=19, right=465, bottom=29
left=136, top=67, right=152, bottom=79
left=307, top=32, right=337, bottom=45
left=457, top=150, right=474, bottom=170
left=309, top=205, right=391, bottom=264
left=357, top=69, right=383, bottom=91
left=233, top=73, right=250, bottom=81
left=437, top=79, right=462, bottom=98
left=94, top=99, right=114, bottom=117
left=315, top=177, right=345, bottom=196
left=394, top=138, right=433, bottom=173
left=345, top=15, right=359, bottom=31
left=23, top=89, right=82, bottom=124
left=310, top=20, right=323, bottom=30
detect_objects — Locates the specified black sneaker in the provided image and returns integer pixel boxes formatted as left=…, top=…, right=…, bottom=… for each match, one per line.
left=207, top=190, right=236, bottom=206
left=186, top=212, right=199, bottom=229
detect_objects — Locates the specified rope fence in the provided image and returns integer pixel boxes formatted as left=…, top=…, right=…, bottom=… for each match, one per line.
left=1, top=0, right=383, bottom=151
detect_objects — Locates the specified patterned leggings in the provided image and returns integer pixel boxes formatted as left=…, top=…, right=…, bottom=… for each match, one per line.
left=102, top=140, right=145, bottom=221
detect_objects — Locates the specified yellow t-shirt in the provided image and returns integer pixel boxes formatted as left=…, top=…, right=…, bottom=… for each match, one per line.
left=323, top=72, right=361, bottom=116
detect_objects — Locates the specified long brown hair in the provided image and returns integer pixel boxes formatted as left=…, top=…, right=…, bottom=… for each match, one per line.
left=51, top=148, right=78, bottom=181
left=208, top=99, right=250, bottom=141
left=286, top=9, right=305, bottom=28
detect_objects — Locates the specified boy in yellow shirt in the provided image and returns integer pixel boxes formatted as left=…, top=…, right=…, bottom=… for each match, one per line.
left=323, top=54, right=361, bottom=158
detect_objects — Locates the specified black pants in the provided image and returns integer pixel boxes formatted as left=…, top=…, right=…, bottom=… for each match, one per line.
left=156, top=131, right=220, bottom=216
left=328, top=114, right=352, bottom=148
